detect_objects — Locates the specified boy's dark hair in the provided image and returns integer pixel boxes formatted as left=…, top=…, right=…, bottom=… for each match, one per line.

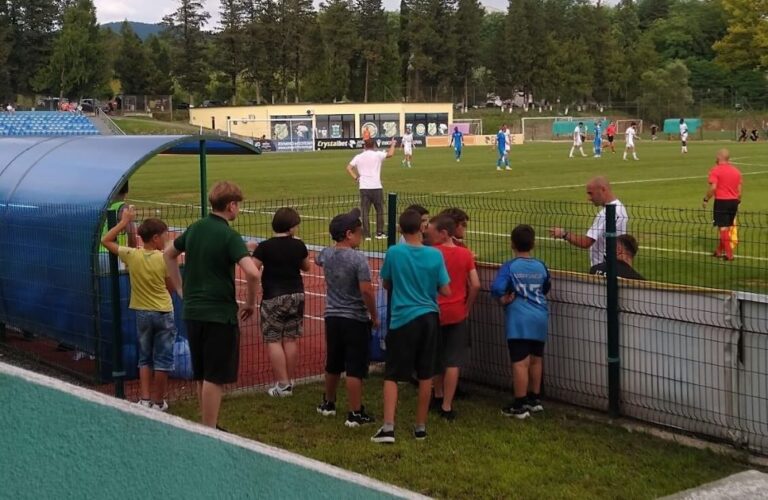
left=617, top=234, right=639, bottom=257
left=137, top=218, right=168, bottom=242
left=272, top=207, right=301, bottom=233
left=439, top=207, right=469, bottom=225
left=430, top=215, right=456, bottom=237
left=118, top=182, right=129, bottom=195
left=399, top=209, right=423, bottom=235
left=511, top=224, right=535, bottom=252
left=406, top=204, right=429, bottom=216
left=208, top=181, right=243, bottom=211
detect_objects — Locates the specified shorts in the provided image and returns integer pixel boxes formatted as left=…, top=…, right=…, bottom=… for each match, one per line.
left=713, top=199, right=739, bottom=228
left=260, top=293, right=305, bottom=343
left=607, top=135, right=614, bottom=143
left=441, top=321, right=470, bottom=368
left=404, top=146, right=413, bottom=156
left=384, top=312, right=440, bottom=382
left=507, top=339, right=545, bottom=363
left=626, top=141, right=635, bottom=149
left=325, top=316, right=371, bottom=379
left=136, top=310, right=177, bottom=371
left=186, top=320, right=240, bottom=384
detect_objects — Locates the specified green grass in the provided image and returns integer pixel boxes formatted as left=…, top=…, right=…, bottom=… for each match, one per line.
left=128, top=140, right=768, bottom=291
left=113, top=116, right=201, bottom=135
left=170, top=377, right=748, bottom=499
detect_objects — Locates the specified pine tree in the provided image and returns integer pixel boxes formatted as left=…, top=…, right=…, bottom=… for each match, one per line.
left=354, top=0, right=387, bottom=102
left=0, top=8, right=11, bottom=100
left=6, top=0, right=61, bottom=95
left=454, top=0, right=484, bottom=109
left=115, top=21, right=151, bottom=94
left=145, top=35, right=175, bottom=95
left=314, top=0, right=358, bottom=101
left=214, top=0, right=247, bottom=103
left=162, top=0, right=211, bottom=98
left=35, top=0, right=108, bottom=98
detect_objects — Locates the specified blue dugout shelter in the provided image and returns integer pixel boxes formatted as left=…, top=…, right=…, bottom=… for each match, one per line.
left=0, top=135, right=260, bottom=384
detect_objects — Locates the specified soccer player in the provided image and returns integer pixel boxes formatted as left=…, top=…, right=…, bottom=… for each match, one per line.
left=569, top=122, right=586, bottom=158
left=650, top=124, right=658, bottom=141
left=401, top=126, right=414, bottom=168
left=703, top=149, right=742, bottom=261
left=504, top=124, right=512, bottom=160
left=593, top=122, right=603, bottom=158
left=449, top=126, right=464, bottom=162
left=679, top=118, right=689, bottom=154
left=496, top=125, right=510, bottom=171
left=606, top=121, right=617, bottom=153
left=623, top=122, right=639, bottom=161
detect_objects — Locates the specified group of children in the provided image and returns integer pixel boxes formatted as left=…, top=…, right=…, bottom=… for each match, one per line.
left=101, top=194, right=552, bottom=443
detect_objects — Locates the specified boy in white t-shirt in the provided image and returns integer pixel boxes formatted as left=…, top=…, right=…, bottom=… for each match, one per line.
left=346, top=139, right=397, bottom=240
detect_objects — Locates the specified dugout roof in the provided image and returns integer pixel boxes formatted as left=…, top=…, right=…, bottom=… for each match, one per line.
left=0, top=135, right=259, bottom=351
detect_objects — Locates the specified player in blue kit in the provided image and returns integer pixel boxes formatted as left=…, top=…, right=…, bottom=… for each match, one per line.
left=593, top=122, right=603, bottom=158
left=495, top=125, right=510, bottom=171
left=449, top=127, right=464, bottom=162
left=491, top=224, right=551, bottom=419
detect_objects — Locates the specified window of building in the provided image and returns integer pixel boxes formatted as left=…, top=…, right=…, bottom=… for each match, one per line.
left=315, top=114, right=355, bottom=138
left=405, top=113, right=449, bottom=136
left=359, top=113, right=400, bottom=138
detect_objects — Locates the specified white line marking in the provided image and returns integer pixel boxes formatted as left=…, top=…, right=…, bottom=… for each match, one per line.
left=0, top=362, right=428, bottom=500
left=468, top=230, right=768, bottom=262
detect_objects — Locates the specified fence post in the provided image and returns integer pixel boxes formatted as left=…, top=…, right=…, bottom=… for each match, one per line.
left=0, top=322, right=5, bottom=342
left=387, top=192, right=398, bottom=247
left=605, top=203, right=620, bottom=418
left=199, top=139, right=208, bottom=218
left=107, top=209, right=125, bottom=399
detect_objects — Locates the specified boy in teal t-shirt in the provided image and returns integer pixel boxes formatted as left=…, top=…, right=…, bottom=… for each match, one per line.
left=371, top=210, right=450, bottom=444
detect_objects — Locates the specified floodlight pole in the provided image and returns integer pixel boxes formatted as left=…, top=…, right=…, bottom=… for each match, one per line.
left=199, top=139, right=208, bottom=218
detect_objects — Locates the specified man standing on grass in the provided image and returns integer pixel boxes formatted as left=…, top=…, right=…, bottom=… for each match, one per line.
left=606, top=121, right=617, bottom=154
left=623, top=122, right=639, bottom=161
left=703, top=149, right=742, bottom=261
left=347, top=138, right=397, bottom=241
left=679, top=118, right=689, bottom=154
left=569, top=122, right=586, bottom=158
left=550, top=176, right=628, bottom=268
left=401, top=126, right=414, bottom=168
left=164, top=181, right=261, bottom=429
left=496, top=125, right=510, bottom=171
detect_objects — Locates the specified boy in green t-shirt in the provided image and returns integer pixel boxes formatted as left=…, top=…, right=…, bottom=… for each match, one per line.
left=101, top=205, right=179, bottom=411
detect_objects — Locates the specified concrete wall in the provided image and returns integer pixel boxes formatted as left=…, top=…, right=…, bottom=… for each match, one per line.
left=465, top=263, right=768, bottom=453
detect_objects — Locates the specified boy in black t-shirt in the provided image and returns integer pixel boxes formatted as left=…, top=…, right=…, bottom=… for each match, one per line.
left=589, top=234, right=645, bottom=280
left=253, top=207, right=311, bottom=397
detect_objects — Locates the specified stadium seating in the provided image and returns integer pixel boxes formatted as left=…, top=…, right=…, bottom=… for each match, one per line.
left=0, top=111, right=100, bottom=137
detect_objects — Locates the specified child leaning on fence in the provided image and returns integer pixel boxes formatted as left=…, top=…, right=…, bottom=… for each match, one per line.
left=491, top=224, right=551, bottom=420
left=101, top=206, right=179, bottom=412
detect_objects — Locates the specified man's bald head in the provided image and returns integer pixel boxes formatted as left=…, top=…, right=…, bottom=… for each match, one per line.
left=586, top=176, right=615, bottom=206
left=716, top=149, right=730, bottom=164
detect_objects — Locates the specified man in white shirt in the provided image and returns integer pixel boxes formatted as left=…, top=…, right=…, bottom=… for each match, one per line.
left=401, top=127, right=414, bottom=168
left=679, top=118, right=689, bottom=154
left=569, top=122, right=586, bottom=158
left=550, top=176, right=628, bottom=267
left=347, top=138, right=397, bottom=240
left=623, top=122, right=639, bottom=161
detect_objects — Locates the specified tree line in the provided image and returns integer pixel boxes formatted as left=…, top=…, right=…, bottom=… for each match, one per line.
left=0, top=0, right=766, bottom=119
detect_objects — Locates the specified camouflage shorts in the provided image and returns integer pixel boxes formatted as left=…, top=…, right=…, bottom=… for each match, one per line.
left=260, top=293, right=305, bottom=343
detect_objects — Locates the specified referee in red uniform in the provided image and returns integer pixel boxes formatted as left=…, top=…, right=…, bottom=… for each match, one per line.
left=702, top=149, right=742, bottom=261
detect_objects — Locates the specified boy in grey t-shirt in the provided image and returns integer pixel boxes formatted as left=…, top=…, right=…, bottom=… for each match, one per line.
left=316, top=208, right=379, bottom=427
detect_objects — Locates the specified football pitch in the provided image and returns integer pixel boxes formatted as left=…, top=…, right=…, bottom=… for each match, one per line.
left=128, top=140, right=768, bottom=291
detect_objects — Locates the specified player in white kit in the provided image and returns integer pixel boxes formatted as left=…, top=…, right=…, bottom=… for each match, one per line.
left=401, top=127, right=414, bottom=168
left=679, top=118, right=689, bottom=154
left=569, top=122, right=587, bottom=158
left=623, top=122, right=639, bottom=161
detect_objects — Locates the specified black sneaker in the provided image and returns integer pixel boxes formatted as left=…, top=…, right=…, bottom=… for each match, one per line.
left=316, top=399, right=336, bottom=417
left=439, top=408, right=456, bottom=421
left=345, top=406, right=375, bottom=427
left=413, top=427, right=427, bottom=440
left=501, top=405, right=530, bottom=420
left=524, top=397, right=544, bottom=413
left=371, top=426, right=395, bottom=444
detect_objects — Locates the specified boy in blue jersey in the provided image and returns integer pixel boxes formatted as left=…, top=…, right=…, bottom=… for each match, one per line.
left=371, top=209, right=451, bottom=444
left=491, top=224, right=551, bottom=419
left=593, top=123, right=603, bottom=158
left=449, top=126, right=464, bottom=162
left=495, top=125, right=510, bottom=171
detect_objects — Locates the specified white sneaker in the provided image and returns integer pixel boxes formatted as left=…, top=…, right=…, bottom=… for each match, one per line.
left=267, top=384, right=293, bottom=397
left=152, top=400, right=169, bottom=412
left=456, top=158, right=460, bottom=162
left=496, top=166, right=502, bottom=171
left=375, top=233, right=387, bottom=240
left=505, top=167, right=511, bottom=171
left=137, top=399, right=152, bottom=409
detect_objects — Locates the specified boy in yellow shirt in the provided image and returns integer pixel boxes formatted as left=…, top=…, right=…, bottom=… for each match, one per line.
left=101, top=205, right=179, bottom=411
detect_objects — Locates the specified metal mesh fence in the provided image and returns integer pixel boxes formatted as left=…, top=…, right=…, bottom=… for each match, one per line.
left=1, top=193, right=767, bottom=453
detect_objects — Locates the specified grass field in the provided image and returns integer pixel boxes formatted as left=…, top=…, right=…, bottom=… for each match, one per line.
left=112, top=116, right=201, bottom=135
left=170, top=376, right=748, bottom=500
left=128, top=140, right=768, bottom=291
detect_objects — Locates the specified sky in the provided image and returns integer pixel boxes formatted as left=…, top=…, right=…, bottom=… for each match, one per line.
left=94, top=0, right=510, bottom=25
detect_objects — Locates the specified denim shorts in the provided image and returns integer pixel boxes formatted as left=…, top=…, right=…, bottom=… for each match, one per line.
left=136, top=310, right=177, bottom=371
